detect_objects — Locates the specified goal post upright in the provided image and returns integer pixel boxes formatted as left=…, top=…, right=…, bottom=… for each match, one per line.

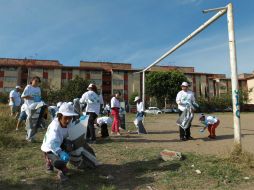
left=140, top=3, right=241, bottom=146
left=227, top=3, right=241, bottom=146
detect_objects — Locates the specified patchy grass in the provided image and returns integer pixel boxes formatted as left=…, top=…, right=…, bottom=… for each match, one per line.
left=0, top=104, right=254, bottom=190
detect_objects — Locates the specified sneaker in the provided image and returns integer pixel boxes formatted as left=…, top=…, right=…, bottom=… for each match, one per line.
left=57, top=171, right=68, bottom=182
left=180, top=137, right=187, bottom=141
left=111, top=131, right=115, bottom=135
left=116, top=132, right=121, bottom=136
left=26, top=138, right=35, bottom=143
left=187, top=136, right=194, bottom=140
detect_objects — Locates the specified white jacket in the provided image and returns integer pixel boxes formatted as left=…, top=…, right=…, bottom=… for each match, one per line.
left=41, top=118, right=71, bottom=155
left=111, top=97, right=120, bottom=108
left=97, top=116, right=113, bottom=126
left=80, top=91, right=104, bottom=115
left=176, top=90, right=195, bottom=111
left=137, top=102, right=144, bottom=112
left=205, top=116, right=218, bottom=125
left=21, top=85, right=41, bottom=106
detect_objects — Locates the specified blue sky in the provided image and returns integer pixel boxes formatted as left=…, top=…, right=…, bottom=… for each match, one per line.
left=0, top=0, right=253, bottom=76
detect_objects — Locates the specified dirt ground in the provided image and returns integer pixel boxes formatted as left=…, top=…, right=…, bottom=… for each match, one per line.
left=123, top=112, right=254, bottom=155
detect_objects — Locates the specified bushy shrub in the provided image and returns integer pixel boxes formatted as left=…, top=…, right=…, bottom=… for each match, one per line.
left=129, top=91, right=139, bottom=105
left=0, top=92, right=9, bottom=104
left=196, top=89, right=251, bottom=113
left=44, top=76, right=89, bottom=104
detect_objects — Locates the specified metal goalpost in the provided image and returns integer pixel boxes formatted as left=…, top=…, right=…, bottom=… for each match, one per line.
left=141, top=3, right=241, bottom=145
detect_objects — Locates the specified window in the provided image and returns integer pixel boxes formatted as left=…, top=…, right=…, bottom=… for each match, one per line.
left=113, top=89, right=124, bottom=95
left=4, top=87, right=13, bottom=92
left=90, top=79, right=102, bottom=86
left=30, top=68, right=43, bottom=72
left=103, top=81, right=111, bottom=85
left=113, top=71, right=124, bottom=75
left=61, top=71, right=72, bottom=80
left=4, top=76, right=17, bottom=82
left=103, top=72, right=111, bottom=76
left=90, top=71, right=101, bottom=75
left=113, top=79, right=124, bottom=86
left=5, top=67, right=16, bottom=71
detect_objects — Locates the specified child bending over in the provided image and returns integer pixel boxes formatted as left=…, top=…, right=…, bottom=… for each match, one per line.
left=199, top=114, right=220, bottom=139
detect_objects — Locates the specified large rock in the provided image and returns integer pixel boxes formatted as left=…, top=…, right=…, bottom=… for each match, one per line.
left=160, top=149, right=182, bottom=161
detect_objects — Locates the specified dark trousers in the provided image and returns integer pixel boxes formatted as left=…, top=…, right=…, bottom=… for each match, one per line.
left=178, top=110, right=191, bottom=138
left=86, top=112, right=98, bottom=141
left=36, top=105, right=47, bottom=128
left=101, top=123, right=109, bottom=138
left=43, top=140, right=71, bottom=171
left=44, top=152, right=67, bottom=171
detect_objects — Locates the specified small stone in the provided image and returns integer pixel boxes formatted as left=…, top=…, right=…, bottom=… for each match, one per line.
left=160, top=149, right=182, bottom=161
left=195, top=169, right=201, bottom=174
left=191, top=164, right=195, bottom=168
left=20, top=179, right=26, bottom=182
left=243, top=177, right=250, bottom=180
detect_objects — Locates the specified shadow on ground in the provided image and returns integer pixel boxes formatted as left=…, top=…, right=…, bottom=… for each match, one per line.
left=0, top=159, right=181, bottom=190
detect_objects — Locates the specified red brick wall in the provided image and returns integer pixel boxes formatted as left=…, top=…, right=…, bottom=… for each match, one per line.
left=43, top=72, right=48, bottom=79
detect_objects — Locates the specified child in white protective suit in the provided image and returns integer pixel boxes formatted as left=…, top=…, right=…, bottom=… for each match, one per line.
left=199, top=114, right=220, bottom=139
left=41, top=102, right=78, bottom=181
left=21, top=76, right=43, bottom=142
left=133, top=96, right=147, bottom=134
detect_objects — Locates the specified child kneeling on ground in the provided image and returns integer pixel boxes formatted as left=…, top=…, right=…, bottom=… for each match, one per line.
left=199, top=114, right=220, bottom=139
left=41, top=102, right=78, bottom=181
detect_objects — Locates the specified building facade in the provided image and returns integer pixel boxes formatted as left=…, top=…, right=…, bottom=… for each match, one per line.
left=0, top=58, right=253, bottom=105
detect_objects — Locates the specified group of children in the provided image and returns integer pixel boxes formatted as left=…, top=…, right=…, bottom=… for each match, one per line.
left=9, top=77, right=221, bottom=182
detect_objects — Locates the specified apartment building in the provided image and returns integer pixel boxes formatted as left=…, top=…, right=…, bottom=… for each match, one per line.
left=0, top=57, right=253, bottom=105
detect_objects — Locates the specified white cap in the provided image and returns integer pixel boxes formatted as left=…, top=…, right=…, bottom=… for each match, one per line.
left=181, top=82, right=189, bottom=87
left=87, top=83, right=95, bottom=90
left=134, top=96, right=141, bottom=102
left=56, top=102, right=63, bottom=108
left=15, top=86, right=22, bottom=89
left=58, top=102, right=78, bottom=116
left=199, top=113, right=205, bottom=120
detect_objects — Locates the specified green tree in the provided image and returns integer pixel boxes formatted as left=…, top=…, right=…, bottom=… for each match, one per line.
left=146, top=71, right=187, bottom=108
left=47, top=76, right=89, bottom=104
left=129, top=91, right=139, bottom=105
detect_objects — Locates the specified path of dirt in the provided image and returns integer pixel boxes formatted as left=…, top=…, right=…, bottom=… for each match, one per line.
left=120, top=112, right=254, bottom=155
